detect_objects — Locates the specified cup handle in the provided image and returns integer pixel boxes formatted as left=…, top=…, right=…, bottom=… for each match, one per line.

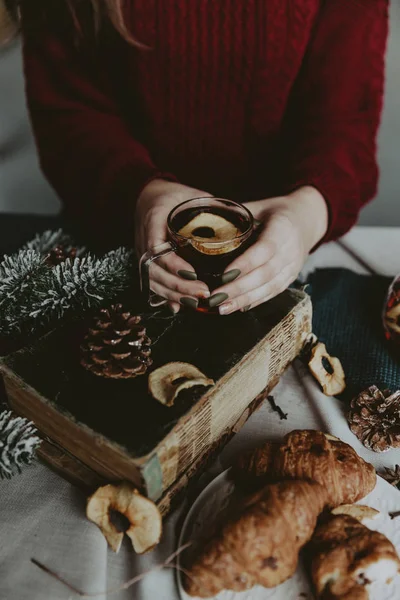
left=139, top=241, right=178, bottom=307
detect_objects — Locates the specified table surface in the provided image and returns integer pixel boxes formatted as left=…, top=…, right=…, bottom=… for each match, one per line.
left=1, top=221, right=400, bottom=600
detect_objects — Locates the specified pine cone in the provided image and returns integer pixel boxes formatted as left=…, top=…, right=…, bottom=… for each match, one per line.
left=348, top=385, right=400, bottom=452
left=80, top=304, right=152, bottom=379
left=0, top=410, right=41, bottom=479
left=45, top=244, right=77, bottom=266
left=381, top=465, right=400, bottom=487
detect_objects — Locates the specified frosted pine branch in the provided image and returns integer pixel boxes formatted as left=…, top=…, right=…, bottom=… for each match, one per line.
left=0, top=250, right=44, bottom=301
left=0, top=249, right=49, bottom=334
left=24, top=229, right=69, bottom=254
left=0, top=230, right=134, bottom=338
left=29, top=248, right=133, bottom=323
left=23, top=229, right=85, bottom=257
left=0, top=250, right=48, bottom=320
left=0, top=410, right=41, bottom=479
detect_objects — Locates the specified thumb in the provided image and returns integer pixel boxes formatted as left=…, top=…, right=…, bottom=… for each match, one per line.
left=139, top=208, right=170, bottom=256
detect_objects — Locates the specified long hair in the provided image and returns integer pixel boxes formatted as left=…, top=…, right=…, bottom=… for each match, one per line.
left=5, top=0, right=146, bottom=47
left=1, top=0, right=17, bottom=44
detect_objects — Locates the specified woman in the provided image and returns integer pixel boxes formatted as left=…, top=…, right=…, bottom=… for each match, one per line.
left=17, top=0, right=388, bottom=314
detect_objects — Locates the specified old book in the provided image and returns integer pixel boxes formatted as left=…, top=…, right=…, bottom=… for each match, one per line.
left=0, top=289, right=311, bottom=514
left=33, top=387, right=268, bottom=517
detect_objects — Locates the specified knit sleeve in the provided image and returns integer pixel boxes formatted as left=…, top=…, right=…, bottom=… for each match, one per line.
left=22, top=19, right=175, bottom=248
left=282, top=0, right=389, bottom=244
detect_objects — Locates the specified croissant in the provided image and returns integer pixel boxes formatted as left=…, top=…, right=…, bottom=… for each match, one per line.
left=183, top=479, right=327, bottom=598
left=309, top=514, right=400, bottom=599
left=235, top=430, right=376, bottom=508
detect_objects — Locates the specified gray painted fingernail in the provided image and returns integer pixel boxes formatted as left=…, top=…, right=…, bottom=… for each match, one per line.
left=221, top=269, right=241, bottom=284
left=209, top=293, right=229, bottom=308
left=178, top=270, right=197, bottom=281
left=242, top=305, right=251, bottom=312
left=180, top=297, right=199, bottom=309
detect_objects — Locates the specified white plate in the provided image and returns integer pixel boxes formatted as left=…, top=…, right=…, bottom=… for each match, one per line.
left=177, top=470, right=400, bottom=600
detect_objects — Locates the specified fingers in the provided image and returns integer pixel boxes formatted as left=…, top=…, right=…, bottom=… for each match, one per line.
left=210, top=209, right=304, bottom=314
left=148, top=261, right=209, bottom=311
left=155, top=251, right=197, bottom=280
left=141, top=243, right=209, bottom=313
left=212, top=234, right=298, bottom=311
left=149, top=276, right=205, bottom=309
left=218, top=264, right=298, bottom=315
left=223, top=213, right=293, bottom=277
left=149, top=262, right=209, bottom=298
left=137, top=235, right=199, bottom=281
left=225, top=235, right=277, bottom=279
left=168, top=301, right=181, bottom=315
left=214, top=253, right=293, bottom=302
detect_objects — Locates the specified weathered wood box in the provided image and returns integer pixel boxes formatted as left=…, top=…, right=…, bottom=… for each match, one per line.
left=0, top=289, right=311, bottom=515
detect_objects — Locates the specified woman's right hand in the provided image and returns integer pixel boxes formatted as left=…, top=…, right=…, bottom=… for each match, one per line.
left=135, top=179, right=211, bottom=313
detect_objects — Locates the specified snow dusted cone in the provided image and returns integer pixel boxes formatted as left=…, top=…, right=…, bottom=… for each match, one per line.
left=383, top=275, right=400, bottom=345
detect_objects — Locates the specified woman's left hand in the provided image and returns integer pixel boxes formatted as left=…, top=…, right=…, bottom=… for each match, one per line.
left=213, top=187, right=329, bottom=315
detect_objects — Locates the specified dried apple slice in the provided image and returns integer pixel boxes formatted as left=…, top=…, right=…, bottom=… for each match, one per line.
left=385, top=303, right=400, bottom=335
left=331, top=504, right=380, bottom=522
left=124, top=489, right=163, bottom=554
left=323, top=433, right=341, bottom=442
left=148, top=362, right=214, bottom=406
left=178, top=213, right=241, bottom=255
left=86, top=484, right=124, bottom=552
left=308, top=342, right=346, bottom=396
left=86, top=483, right=162, bottom=554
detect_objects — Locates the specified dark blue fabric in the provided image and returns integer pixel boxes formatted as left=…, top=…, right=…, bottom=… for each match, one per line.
left=308, top=268, right=400, bottom=402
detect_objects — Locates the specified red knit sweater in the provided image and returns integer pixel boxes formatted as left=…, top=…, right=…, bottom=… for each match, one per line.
left=23, top=0, right=388, bottom=247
